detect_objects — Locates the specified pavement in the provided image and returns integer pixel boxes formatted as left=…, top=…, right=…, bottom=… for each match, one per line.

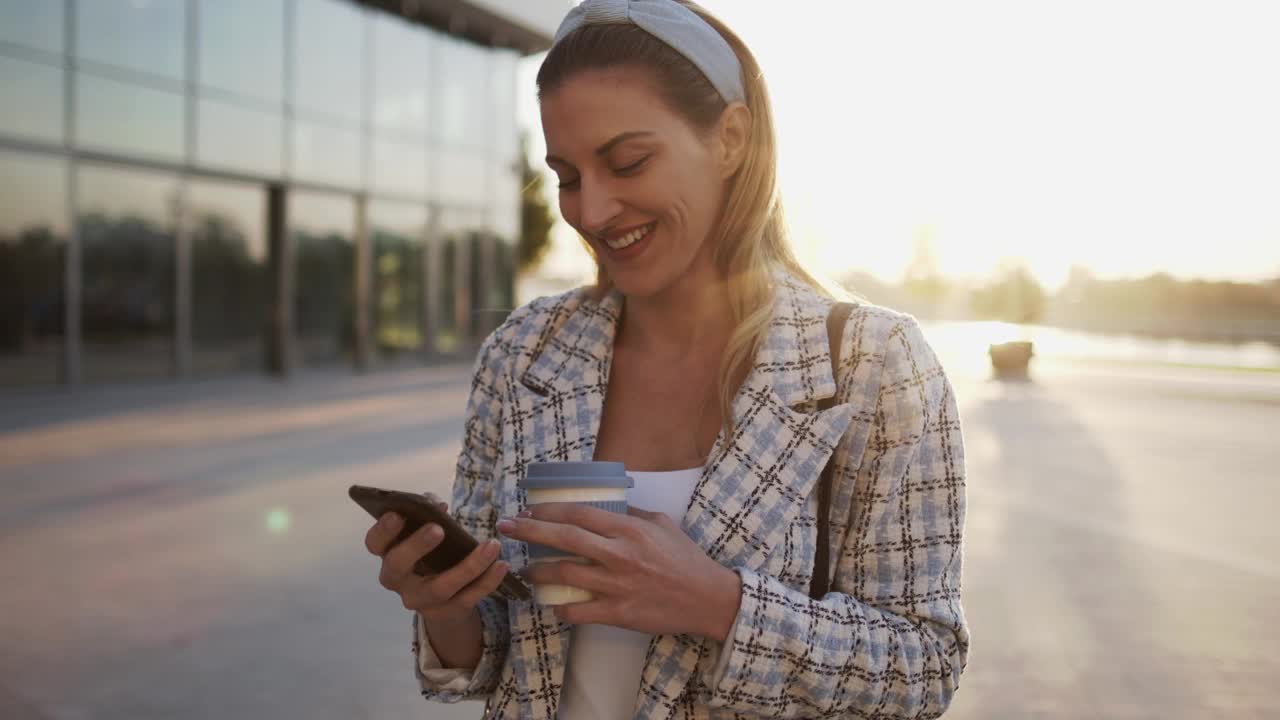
left=0, top=355, right=1277, bottom=719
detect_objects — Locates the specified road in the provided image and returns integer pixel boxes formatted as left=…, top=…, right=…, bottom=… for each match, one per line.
left=1, top=356, right=1277, bottom=719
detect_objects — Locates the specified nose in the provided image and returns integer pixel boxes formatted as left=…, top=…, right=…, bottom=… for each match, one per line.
left=577, top=176, right=623, bottom=240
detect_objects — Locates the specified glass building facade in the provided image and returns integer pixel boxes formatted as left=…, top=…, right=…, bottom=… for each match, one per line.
left=0, top=0, right=551, bottom=387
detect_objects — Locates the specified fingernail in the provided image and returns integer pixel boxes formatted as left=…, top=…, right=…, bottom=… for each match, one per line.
left=516, top=510, right=532, bottom=518
left=496, top=519, right=515, bottom=534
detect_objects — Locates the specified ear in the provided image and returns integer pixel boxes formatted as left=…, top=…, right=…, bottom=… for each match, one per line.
left=713, top=102, right=752, bottom=179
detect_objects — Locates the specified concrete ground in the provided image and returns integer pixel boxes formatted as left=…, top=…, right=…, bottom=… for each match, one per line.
left=0, top=354, right=1277, bottom=719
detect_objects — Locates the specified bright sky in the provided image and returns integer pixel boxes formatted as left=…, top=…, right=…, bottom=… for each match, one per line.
left=518, top=0, right=1280, bottom=291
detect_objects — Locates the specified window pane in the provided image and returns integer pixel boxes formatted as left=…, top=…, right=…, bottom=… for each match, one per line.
left=369, top=202, right=426, bottom=359
left=76, top=0, right=185, bottom=81
left=371, top=13, right=429, bottom=137
left=293, top=120, right=363, bottom=188
left=436, top=238, right=456, bottom=342
left=0, top=151, right=67, bottom=387
left=76, top=73, right=184, bottom=160
left=293, top=0, right=363, bottom=123
left=198, top=0, right=284, bottom=102
left=371, top=137, right=426, bottom=197
left=435, top=35, right=487, bottom=148
left=435, top=208, right=483, bottom=349
left=437, top=208, right=486, bottom=242
left=0, top=55, right=63, bottom=143
left=493, top=239, right=515, bottom=313
left=77, top=165, right=178, bottom=382
left=433, top=147, right=487, bottom=206
left=0, top=0, right=63, bottom=54
left=489, top=50, right=518, bottom=163
left=187, top=179, right=267, bottom=375
left=290, top=191, right=354, bottom=365
left=469, top=233, right=488, bottom=332
left=491, top=161, right=521, bottom=242
left=292, top=121, right=362, bottom=188
left=197, top=98, right=284, bottom=177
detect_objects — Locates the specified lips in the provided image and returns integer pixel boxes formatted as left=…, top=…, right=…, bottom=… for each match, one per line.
left=599, top=221, right=660, bottom=260
left=603, top=222, right=656, bottom=250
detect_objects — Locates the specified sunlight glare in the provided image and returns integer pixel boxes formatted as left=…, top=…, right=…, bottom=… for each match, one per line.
left=266, top=508, right=292, bottom=535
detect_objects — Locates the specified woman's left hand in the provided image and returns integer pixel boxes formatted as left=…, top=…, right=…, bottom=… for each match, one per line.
left=496, top=504, right=742, bottom=642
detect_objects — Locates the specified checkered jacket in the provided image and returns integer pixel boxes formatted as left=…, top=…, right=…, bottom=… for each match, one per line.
left=412, top=273, right=969, bottom=719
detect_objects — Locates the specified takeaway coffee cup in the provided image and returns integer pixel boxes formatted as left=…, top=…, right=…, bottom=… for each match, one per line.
left=519, top=461, right=633, bottom=606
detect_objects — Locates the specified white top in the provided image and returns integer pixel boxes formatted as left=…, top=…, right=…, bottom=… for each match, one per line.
left=416, top=467, right=738, bottom=716
left=557, top=467, right=703, bottom=720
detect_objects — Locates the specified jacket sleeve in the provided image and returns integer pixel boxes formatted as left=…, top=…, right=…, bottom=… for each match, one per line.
left=703, top=317, right=969, bottom=718
left=412, top=330, right=512, bottom=703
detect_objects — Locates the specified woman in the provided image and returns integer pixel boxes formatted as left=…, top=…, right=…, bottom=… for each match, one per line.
left=364, top=1, right=969, bottom=717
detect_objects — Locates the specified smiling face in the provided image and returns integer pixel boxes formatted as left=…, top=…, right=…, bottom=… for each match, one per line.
left=541, top=66, right=736, bottom=299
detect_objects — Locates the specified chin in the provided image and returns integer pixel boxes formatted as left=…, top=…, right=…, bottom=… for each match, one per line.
left=603, top=265, right=674, bottom=300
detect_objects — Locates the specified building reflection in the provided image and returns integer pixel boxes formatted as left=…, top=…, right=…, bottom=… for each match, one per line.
left=0, top=0, right=553, bottom=388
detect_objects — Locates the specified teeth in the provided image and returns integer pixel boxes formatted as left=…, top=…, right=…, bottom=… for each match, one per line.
left=605, top=223, right=652, bottom=250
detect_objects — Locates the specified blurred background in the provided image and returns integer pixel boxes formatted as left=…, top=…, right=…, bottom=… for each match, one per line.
left=1, top=1, right=1276, bottom=718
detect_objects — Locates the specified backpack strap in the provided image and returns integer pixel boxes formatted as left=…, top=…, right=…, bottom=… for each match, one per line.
left=809, top=302, right=854, bottom=600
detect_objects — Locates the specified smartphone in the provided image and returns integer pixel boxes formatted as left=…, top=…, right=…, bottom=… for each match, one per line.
left=349, top=484, right=530, bottom=602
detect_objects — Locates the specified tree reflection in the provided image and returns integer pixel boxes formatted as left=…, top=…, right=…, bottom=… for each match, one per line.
left=2, top=209, right=518, bottom=372
left=191, top=212, right=266, bottom=368
left=293, top=229, right=354, bottom=361
left=79, top=212, right=175, bottom=341
left=0, top=225, right=64, bottom=352
left=371, top=229, right=423, bottom=356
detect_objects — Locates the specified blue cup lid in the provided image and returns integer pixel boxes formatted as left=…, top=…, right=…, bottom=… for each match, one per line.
left=520, top=461, right=634, bottom=490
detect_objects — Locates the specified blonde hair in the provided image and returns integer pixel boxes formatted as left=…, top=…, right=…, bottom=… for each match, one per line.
left=538, top=1, right=841, bottom=433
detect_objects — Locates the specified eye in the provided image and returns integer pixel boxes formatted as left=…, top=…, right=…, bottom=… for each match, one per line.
left=613, top=156, right=650, bottom=175
left=557, top=176, right=580, bottom=190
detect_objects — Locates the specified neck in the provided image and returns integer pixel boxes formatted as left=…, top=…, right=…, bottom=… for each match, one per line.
left=617, top=266, right=733, bottom=360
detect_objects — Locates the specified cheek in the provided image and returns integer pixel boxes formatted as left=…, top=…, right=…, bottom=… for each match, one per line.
left=558, top=193, right=579, bottom=227
left=664, top=165, right=717, bottom=231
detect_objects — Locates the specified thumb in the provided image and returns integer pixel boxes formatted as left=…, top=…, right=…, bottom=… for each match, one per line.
left=422, top=492, right=448, bottom=512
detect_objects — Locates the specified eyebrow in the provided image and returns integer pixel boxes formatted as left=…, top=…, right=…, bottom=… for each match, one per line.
left=545, top=131, right=655, bottom=166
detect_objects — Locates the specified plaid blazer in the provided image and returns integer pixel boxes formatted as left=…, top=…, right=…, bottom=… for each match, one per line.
left=412, top=273, right=969, bottom=719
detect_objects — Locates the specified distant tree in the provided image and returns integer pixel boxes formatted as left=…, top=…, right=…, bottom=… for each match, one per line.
left=970, top=263, right=1046, bottom=323
left=838, top=270, right=898, bottom=307
left=516, top=131, right=555, bottom=273
left=901, top=231, right=949, bottom=309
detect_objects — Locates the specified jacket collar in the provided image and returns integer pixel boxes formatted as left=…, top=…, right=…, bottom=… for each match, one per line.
left=519, top=272, right=838, bottom=409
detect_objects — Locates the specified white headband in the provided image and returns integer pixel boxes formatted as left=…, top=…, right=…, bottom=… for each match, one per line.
left=552, top=0, right=746, bottom=105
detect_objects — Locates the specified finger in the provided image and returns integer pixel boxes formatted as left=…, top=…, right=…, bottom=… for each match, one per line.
left=364, top=512, right=403, bottom=556
left=553, top=599, right=614, bottom=626
left=381, top=523, right=445, bottom=586
left=625, top=506, right=663, bottom=522
left=627, top=506, right=678, bottom=531
left=525, top=503, right=633, bottom=538
left=448, top=559, right=510, bottom=610
left=431, top=538, right=503, bottom=600
left=522, top=559, right=620, bottom=595
left=497, top=516, right=616, bottom=562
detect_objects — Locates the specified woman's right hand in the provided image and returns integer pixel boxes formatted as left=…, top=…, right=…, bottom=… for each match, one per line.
left=364, top=498, right=510, bottom=623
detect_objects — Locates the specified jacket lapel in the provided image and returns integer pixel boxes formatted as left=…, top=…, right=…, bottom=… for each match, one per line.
left=634, top=276, right=856, bottom=718
left=685, top=274, right=853, bottom=572
left=503, top=288, right=621, bottom=719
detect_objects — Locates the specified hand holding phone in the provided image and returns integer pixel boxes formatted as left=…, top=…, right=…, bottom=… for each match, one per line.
left=353, top=485, right=530, bottom=619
